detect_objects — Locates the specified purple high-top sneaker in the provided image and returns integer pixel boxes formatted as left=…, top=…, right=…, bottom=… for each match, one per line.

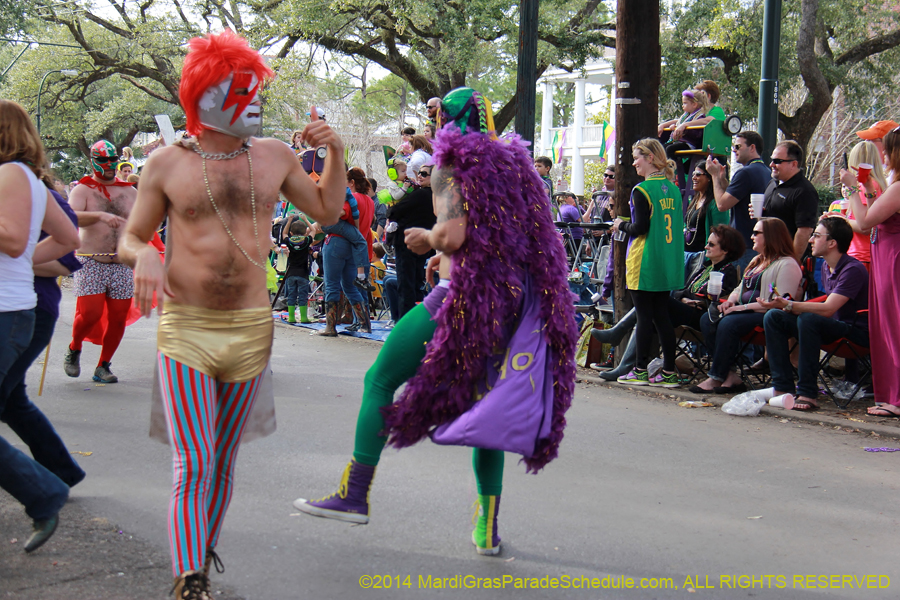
left=293, top=460, right=376, bottom=524
left=471, top=494, right=501, bottom=556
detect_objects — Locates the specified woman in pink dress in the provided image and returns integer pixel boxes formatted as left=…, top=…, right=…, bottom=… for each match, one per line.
left=842, top=126, right=900, bottom=417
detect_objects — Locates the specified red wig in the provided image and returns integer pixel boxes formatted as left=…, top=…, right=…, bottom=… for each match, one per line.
left=179, top=30, right=274, bottom=137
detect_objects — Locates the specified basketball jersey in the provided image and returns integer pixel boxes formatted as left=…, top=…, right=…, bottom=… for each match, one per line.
left=626, top=176, right=685, bottom=291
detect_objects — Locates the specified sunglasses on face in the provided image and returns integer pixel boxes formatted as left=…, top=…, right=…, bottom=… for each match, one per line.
left=692, top=172, right=707, bottom=178
left=705, top=241, right=718, bottom=247
left=769, top=158, right=795, bottom=165
left=93, top=157, right=118, bottom=164
left=751, top=230, right=764, bottom=236
left=418, top=170, right=431, bottom=177
left=604, top=173, right=615, bottom=179
left=732, top=144, right=743, bottom=151
left=810, top=232, right=830, bottom=240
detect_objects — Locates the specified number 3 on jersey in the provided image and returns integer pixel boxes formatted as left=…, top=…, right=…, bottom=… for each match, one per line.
left=664, top=214, right=673, bottom=244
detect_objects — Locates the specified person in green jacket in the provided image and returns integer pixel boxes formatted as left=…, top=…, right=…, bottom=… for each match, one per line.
left=610, top=138, right=685, bottom=388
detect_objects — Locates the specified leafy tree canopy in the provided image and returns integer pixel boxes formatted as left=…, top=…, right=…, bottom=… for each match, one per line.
left=661, top=0, right=900, bottom=151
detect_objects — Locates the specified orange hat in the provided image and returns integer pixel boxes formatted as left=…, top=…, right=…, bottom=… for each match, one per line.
left=856, top=120, right=899, bottom=140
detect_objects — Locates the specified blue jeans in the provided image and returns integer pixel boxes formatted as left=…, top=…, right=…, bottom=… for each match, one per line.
left=284, top=275, right=310, bottom=307
left=1, top=308, right=85, bottom=487
left=323, top=235, right=365, bottom=305
left=321, top=220, right=369, bottom=276
left=0, top=309, right=69, bottom=520
left=764, top=310, right=869, bottom=398
left=382, top=274, right=400, bottom=322
left=700, top=310, right=764, bottom=382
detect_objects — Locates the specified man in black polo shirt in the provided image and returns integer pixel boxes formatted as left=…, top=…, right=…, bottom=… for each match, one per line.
left=706, top=130, right=770, bottom=272
left=762, top=140, right=820, bottom=261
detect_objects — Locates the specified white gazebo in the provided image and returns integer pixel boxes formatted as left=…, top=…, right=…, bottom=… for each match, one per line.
left=538, top=51, right=616, bottom=196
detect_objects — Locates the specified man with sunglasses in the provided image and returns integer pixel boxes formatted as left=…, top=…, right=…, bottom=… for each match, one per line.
left=706, top=130, right=769, bottom=272
left=584, top=167, right=615, bottom=224
left=762, top=140, right=819, bottom=262
left=64, top=139, right=138, bottom=384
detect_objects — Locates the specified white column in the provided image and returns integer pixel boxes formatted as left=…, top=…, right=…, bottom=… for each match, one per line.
left=572, top=78, right=586, bottom=196
left=540, top=81, right=554, bottom=157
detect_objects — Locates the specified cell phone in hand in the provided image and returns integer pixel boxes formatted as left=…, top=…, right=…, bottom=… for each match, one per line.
left=842, top=152, right=848, bottom=170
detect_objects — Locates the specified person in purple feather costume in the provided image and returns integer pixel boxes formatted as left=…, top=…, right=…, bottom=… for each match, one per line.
left=293, top=87, right=578, bottom=556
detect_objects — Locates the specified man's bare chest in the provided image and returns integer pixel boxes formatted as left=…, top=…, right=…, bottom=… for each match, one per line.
left=84, top=188, right=135, bottom=217
left=168, top=163, right=280, bottom=221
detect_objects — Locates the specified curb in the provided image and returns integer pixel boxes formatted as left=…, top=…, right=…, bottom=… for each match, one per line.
left=577, top=372, right=900, bottom=441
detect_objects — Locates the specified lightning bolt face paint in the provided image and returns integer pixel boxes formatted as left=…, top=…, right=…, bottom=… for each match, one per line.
left=198, top=71, right=262, bottom=139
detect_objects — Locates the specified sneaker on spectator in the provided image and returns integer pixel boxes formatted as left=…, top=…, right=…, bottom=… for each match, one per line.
left=617, top=370, right=649, bottom=386
left=649, top=371, right=681, bottom=388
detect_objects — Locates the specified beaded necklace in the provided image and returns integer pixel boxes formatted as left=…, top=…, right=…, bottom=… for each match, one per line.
left=196, top=143, right=267, bottom=272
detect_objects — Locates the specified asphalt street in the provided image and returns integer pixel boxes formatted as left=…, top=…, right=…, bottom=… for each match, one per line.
left=2, top=290, right=900, bottom=599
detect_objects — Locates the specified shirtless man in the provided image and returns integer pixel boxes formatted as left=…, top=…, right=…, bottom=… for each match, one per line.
left=118, top=31, right=344, bottom=599
left=64, top=140, right=137, bottom=383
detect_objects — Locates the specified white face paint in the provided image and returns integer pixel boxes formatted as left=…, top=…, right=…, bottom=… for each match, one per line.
left=197, top=71, right=261, bottom=139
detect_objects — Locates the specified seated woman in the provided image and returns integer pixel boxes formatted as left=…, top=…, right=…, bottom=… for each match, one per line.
left=684, top=163, right=730, bottom=253
left=691, top=218, right=802, bottom=394
left=592, top=225, right=744, bottom=381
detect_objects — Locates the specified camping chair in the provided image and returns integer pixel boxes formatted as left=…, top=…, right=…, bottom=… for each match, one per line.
left=734, top=326, right=772, bottom=390
left=673, top=325, right=710, bottom=384
left=817, top=309, right=871, bottom=409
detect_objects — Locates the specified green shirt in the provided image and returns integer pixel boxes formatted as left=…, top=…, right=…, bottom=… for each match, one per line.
left=626, top=176, right=685, bottom=291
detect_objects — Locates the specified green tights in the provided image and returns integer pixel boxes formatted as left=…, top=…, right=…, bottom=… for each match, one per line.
left=352, top=303, right=504, bottom=496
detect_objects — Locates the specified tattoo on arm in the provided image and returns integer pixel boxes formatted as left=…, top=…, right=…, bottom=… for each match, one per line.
left=433, top=167, right=465, bottom=222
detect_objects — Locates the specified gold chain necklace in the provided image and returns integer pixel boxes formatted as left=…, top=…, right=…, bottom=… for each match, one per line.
left=199, top=143, right=267, bottom=272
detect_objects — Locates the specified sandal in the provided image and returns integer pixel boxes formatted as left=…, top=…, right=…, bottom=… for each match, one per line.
left=867, top=404, right=900, bottom=418
left=791, top=396, right=819, bottom=411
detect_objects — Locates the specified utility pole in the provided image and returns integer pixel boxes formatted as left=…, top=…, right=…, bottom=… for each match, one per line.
left=613, top=0, right=660, bottom=322
left=514, top=0, right=539, bottom=152
left=758, top=0, right=782, bottom=162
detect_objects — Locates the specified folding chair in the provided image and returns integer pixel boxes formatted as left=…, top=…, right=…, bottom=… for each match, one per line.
left=673, top=325, right=710, bottom=384
left=735, top=326, right=772, bottom=390
left=817, top=310, right=871, bottom=408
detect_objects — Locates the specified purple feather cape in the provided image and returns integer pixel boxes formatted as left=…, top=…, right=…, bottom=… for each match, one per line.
left=381, top=126, right=578, bottom=473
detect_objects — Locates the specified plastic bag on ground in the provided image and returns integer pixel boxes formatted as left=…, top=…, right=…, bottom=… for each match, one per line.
left=721, top=387, right=775, bottom=417
left=648, top=357, right=664, bottom=379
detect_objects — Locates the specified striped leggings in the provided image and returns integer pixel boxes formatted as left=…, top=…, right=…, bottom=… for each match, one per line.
left=158, top=353, right=263, bottom=576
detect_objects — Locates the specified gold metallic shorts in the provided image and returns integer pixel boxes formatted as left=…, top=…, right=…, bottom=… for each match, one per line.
left=157, top=302, right=273, bottom=383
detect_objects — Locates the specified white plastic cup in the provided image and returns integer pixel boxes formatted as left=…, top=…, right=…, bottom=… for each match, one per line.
left=750, top=194, right=765, bottom=219
left=707, top=271, right=724, bottom=296
left=768, top=393, right=795, bottom=409
left=858, top=163, right=873, bottom=185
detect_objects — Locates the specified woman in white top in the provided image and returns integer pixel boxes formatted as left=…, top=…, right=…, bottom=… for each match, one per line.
left=0, top=99, right=80, bottom=553
left=406, top=134, right=433, bottom=177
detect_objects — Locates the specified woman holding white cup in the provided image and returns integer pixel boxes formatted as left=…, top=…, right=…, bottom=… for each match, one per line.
left=692, top=218, right=802, bottom=394
left=591, top=225, right=744, bottom=380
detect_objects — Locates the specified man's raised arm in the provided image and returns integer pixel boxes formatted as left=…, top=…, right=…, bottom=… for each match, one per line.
left=280, top=108, right=345, bottom=226
left=706, top=156, right=740, bottom=212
